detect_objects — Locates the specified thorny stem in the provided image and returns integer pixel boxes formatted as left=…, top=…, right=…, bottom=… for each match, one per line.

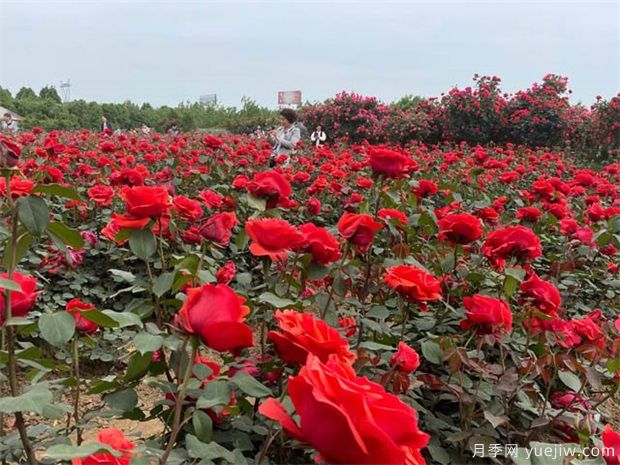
left=71, top=335, right=82, bottom=445
left=3, top=174, right=38, bottom=464
left=320, top=242, right=349, bottom=319
left=160, top=337, right=198, bottom=465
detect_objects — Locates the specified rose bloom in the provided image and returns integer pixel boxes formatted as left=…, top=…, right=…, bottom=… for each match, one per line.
left=337, top=212, right=382, bottom=250
left=245, top=218, right=303, bottom=259
left=66, top=298, right=99, bottom=335
left=368, top=147, right=410, bottom=178
left=519, top=272, right=561, bottom=314
left=412, top=179, right=438, bottom=199
left=298, top=223, right=341, bottom=266
left=173, top=195, right=203, bottom=222
left=306, top=197, right=321, bottom=215
left=0, top=177, right=35, bottom=198
left=200, top=211, right=238, bottom=246
left=268, top=310, right=355, bottom=366
left=0, top=272, right=38, bottom=324
left=215, top=260, right=236, bottom=284
left=246, top=171, right=292, bottom=209
left=87, top=184, right=115, bottom=207
left=0, top=135, right=21, bottom=168
left=175, top=283, right=253, bottom=354
left=516, top=206, right=542, bottom=223
left=602, top=424, right=620, bottom=465
left=390, top=341, right=420, bottom=374
left=460, top=294, right=512, bottom=335
left=72, top=428, right=136, bottom=465
left=384, top=265, right=442, bottom=310
left=482, top=225, right=542, bottom=268
left=122, top=185, right=171, bottom=219
left=438, top=212, right=483, bottom=244
left=259, top=354, right=429, bottom=465
left=378, top=208, right=408, bottom=225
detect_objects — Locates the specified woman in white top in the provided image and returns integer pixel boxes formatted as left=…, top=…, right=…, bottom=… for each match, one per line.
left=310, top=125, right=327, bottom=147
left=269, top=108, right=301, bottom=166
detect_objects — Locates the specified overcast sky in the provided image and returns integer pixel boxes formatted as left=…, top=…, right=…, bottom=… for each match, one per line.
left=1, top=0, right=618, bottom=108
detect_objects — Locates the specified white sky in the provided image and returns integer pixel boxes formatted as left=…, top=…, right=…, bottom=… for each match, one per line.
left=1, top=0, right=619, bottom=107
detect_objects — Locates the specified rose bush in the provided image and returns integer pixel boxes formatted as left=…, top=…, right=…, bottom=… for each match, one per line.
left=0, top=126, right=617, bottom=465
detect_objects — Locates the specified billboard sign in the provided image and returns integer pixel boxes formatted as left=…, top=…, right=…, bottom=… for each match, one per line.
left=278, top=90, right=301, bottom=105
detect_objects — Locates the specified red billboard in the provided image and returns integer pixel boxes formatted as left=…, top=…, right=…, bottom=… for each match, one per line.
left=278, top=90, right=301, bottom=105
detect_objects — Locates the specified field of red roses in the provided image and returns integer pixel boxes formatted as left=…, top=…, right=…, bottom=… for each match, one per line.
left=0, top=129, right=619, bottom=465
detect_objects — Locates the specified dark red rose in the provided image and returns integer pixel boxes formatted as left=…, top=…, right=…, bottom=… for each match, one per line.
left=482, top=225, right=542, bottom=268
left=215, top=260, right=236, bottom=284
left=438, top=212, right=483, bottom=244
left=200, top=211, right=238, bottom=246
left=337, top=213, right=382, bottom=250
left=298, top=223, right=341, bottom=265
left=519, top=272, right=561, bottom=314
left=246, top=171, right=292, bottom=209
left=368, top=147, right=410, bottom=178
left=175, top=283, right=253, bottom=354
left=460, top=294, right=512, bottom=335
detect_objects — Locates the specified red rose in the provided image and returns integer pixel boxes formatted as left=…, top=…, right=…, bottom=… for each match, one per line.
left=438, top=212, right=483, bottom=244
left=519, top=272, right=561, bottom=314
left=88, top=184, right=115, bottom=207
left=602, top=424, right=620, bottom=465
left=0, top=135, right=21, bottom=168
left=384, top=265, right=442, bottom=310
left=0, top=272, right=37, bottom=324
left=246, top=171, right=292, bottom=209
left=390, top=341, right=420, bottom=374
left=123, top=185, right=170, bottom=219
left=268, top=310, right=355, bottom=366
left=175, top=283, right=253, bottom=354
left=482, top=225, right=542, bottom=268
left=460, top=294, right=512, bottom=335
left=298, top=223, right=341, bottom=265
left=181, top=226, right=202, bottom=244
left=173, top=195, right=203, bottom=222
left=245, top=218, right=303, bottom=259
left=198, top=189, right=224, bottom=209
left=412, top=179, right=438, bottom=199
left=306, top=197, right=321, bottom=215
left=110, top=213, right=150, bottom=230
left=203, top=135, right=223, bottom=148
left=66, top=298, right=99, bottom=334
left=337, top=212, right=382, bottom=250
left=72, top=428, right=135, bottom=465
left=378, top=208, right=408, bottom=225
left=516, top=206, right=542, bottom=223
left=0, top=177, right=35, bottom=198
left=200, top=211, right=238, bottom=246
left=215, top=260, right=236, bottom=284
left=368, top=147, right=410, bottom=178
left=259, top=354, right=429, bottom=465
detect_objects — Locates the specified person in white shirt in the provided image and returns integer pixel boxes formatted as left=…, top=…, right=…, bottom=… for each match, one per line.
left=268, top=108, right=301, bottom=166
left=310, top=125, right=327, bottom=147
left=1, top=113, right=19, bottom=133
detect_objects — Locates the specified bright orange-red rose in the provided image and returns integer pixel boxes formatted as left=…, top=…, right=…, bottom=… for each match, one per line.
left=384, top=265, right=442, bottom=310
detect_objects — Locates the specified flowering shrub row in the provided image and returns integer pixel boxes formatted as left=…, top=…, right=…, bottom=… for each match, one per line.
left=301, top=75, right=620, bottom=156
left=0, top=130, right=618, bottom=465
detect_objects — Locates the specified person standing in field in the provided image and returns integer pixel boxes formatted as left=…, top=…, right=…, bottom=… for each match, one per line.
left=2, top=113, right=19, bottom=133
left=311, top=125, right=327, bottom=147
left=100, top=116, right=113, bottom=133
left=269, top=108, right=301, bottom=166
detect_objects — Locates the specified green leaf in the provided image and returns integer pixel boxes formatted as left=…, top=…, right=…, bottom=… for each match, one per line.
left=0, top=386, right=53, bottom=414
left=45, top=443, right=119, bottom=460
left=38, top=312, right=75, bottom=347
left=247, top=194, right=266, bottom=211
left=558, top=370, right=583, bottom=392
left=421, top=340, right=443, bottom=364
left=258, top=292, right=294, bottom=308
left=104, top=388, right=138, bottom=412
left=134, top=332, right=164, bottom=355
left=33, top=183, right=82, bottom=201
left=102, top=310, right=143, bottom=328
left=505, top=267, right=527, bottom=282
left=609, top=215, right=620, bottom=234
left=0, top=277, right=22, bottom=292
left=196, top=381, right=231, bottom=409
left=193, top=410, right=213, bottom=443
left=230, top=371, right=272, bottom=398
left=16, top=196, right=50, bottom=236
left=2, top=232, right=32, bottom=269
left=503, top=275, right=520, bottom=298
left=81, top=309, right=120, bottom=328
left=128, top=228, right=156, bottom=261
left=186, top=435, right=236, bottom=461
left=47, top=222, right=85, bottom=248
left=152, top=271, right=175, bottom=298
left=306, top=262, right=329, bottom=280
left=124, top=351, right=152, bottom=382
